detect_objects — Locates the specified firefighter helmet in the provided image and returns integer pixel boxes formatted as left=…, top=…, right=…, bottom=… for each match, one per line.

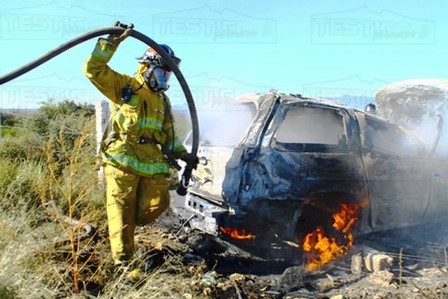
left=136, top=44, right=181, bottom=71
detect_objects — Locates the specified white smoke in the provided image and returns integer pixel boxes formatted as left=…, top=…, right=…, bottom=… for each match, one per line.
left=195, top=93, right=259, bottom=147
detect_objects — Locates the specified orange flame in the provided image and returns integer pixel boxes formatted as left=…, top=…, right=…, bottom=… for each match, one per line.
left=302, top=200, right=368, bottom=270
left=219, top=227, right=255, bottom=240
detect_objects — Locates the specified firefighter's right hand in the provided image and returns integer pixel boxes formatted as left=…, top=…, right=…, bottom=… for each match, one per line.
left=179, top=152, right=199, bottom=169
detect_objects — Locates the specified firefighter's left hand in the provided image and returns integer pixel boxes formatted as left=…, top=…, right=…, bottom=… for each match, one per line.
left=108, top=21, right=133, bottom=45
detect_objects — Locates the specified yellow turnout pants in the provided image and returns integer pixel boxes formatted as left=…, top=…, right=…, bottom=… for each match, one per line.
left=104, top=164, right=170, bottom=265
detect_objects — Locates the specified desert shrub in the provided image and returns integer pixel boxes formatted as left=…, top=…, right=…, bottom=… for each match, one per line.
left=47, top=113, right=96, bottom=153
left=21, top=99, right=94, bottom=136
left=0, top=286, right=15, bottom=299
left=19, top=100, right=95, bottom=155
left=0, top=160, right=17, bottom=196
left=0, top=133, right=45, bottom=163
left=0, top=161, right=48, bottom=222
left=21, top=110, right=50, bottom=137
left=43, top=118, right=96, bottom=186
left=43, top=125, right=105, bottom=221
left=40, top=99, right=94, bottom=118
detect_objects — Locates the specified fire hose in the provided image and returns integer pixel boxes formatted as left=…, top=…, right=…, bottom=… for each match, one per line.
left=0, top=24, right=199, bottom=196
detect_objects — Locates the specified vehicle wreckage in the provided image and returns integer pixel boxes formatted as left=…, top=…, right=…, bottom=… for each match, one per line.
left=173, top=90, right=448, bottom=269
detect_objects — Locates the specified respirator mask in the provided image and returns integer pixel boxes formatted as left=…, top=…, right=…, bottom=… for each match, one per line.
left=136, top=44, right=181, bottom=92
left=143, top=66, right=172, bottom=92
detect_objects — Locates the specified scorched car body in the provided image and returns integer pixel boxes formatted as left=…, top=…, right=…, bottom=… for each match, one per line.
left=180, top=91, right=448, bottom=252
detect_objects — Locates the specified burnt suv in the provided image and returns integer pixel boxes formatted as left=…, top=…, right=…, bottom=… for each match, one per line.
left=177, top=91, right=448, bottom=258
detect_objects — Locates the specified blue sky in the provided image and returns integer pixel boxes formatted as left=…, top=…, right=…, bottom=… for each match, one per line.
left=0, top=0, right=446, bottom=111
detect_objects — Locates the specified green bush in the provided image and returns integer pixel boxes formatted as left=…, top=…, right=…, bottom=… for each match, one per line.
left=1, top=127, right=17, bottom=137
left=0, top=112, right=20, bottom=138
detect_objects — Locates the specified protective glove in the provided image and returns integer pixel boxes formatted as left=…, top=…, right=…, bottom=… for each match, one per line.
left=179, top=152, right=199, bottom=169
left=107, top=21, right=133, bottom=45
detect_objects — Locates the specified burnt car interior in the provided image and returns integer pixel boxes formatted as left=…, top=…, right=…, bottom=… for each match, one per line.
left=272, top=105, right=348, bottom=152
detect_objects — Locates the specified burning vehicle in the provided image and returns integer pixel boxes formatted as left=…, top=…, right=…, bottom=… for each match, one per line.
left=174, top=90, right=448, bottom=269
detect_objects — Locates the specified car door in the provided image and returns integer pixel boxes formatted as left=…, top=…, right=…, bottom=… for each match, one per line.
left=357, top=113, right=432, bottom=231
left=424, top=157, right=448, bottom=221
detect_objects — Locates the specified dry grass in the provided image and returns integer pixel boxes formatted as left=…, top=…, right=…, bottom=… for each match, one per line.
left=0, top=212, right=62, bottom=298
left=0, top=206, right=213, bottom=298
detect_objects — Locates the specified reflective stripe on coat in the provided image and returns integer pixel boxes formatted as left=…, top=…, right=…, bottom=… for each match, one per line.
left=83, top=38, right=186, bottom=176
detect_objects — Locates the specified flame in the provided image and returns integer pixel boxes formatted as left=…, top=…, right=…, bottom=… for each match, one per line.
left=219, top=227, right=255, bottom=240
left=302, top=200, right=368, bottom=270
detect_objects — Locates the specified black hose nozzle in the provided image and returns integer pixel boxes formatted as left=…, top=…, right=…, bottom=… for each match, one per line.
left=114, top=21, right=134, bottom=29
left=177, top=165, right=193, bottom=196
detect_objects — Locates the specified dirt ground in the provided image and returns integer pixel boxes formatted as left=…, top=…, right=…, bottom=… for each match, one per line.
left=146, top=202, right=448, bottom=299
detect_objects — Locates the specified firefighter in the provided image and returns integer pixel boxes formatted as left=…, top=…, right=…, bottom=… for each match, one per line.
left=83, top=25, right=193, bottom=277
